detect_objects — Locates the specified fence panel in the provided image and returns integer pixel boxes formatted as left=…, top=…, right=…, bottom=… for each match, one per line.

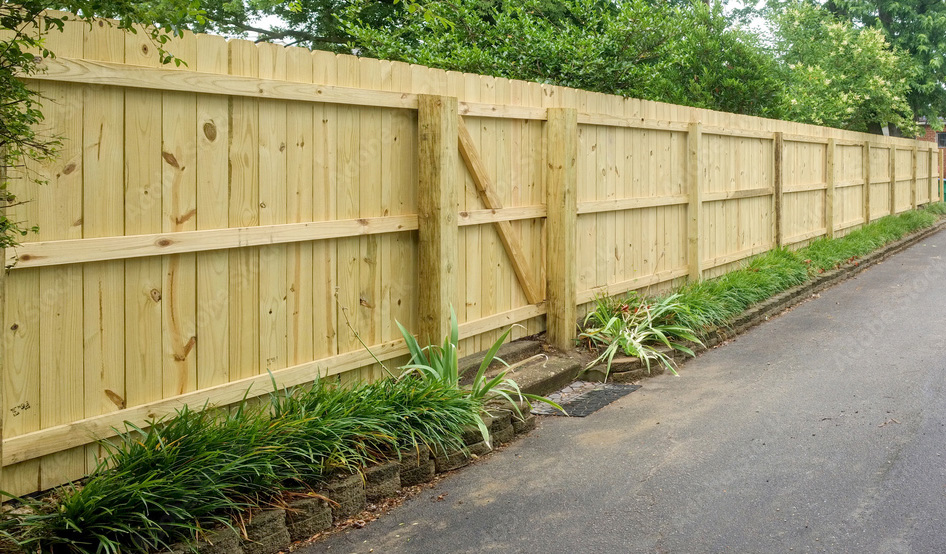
left=2, top=14, right=940, bottom=496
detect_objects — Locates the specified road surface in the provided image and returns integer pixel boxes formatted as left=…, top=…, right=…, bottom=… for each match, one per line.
left=305, top=230, right=946, bottom=553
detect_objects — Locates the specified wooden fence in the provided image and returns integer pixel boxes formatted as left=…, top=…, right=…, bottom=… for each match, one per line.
left=1, top=15, right=941, bottom=496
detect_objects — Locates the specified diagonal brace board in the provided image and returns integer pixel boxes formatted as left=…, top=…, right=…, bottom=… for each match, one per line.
left=457, top=115, right=543, bottom=305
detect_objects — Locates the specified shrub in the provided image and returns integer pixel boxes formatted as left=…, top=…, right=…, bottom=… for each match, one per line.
left=9, top=378, right=482, bottom=553
left=579, top=293, right=701, bottom=380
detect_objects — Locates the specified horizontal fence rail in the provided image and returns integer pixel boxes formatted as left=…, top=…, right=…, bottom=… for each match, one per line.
left=1, top=12, right=941, bottom=497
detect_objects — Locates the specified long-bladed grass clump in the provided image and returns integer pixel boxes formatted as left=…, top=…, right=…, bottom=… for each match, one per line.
left=801, top=207, right=940, bottom=271
left=666, top=248, right=808, bottom=332
left=580, top=293, right=702, bottom=379
left=667, top=203, right=945, bottom=332
left=11, top=378, right=482, bottom=554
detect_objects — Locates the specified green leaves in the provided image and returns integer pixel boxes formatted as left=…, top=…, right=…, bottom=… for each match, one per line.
left=395, top=305, right=562, bottom=426
left=339, top=0, right=784, bottom=118
left=579, top=293, right=702, bottom=381
left=9, top=377, right=482, bottom=553
left=774, top=2, right=918, bottom=133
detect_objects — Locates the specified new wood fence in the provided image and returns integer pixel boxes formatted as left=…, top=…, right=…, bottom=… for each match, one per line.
left=1, top=15, right=941, bottom=496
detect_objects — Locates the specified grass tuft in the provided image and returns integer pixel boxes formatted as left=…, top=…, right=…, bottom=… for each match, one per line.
left=666, top=203, right=945, bottom=333
left=8, top=378, right=482, bottom=553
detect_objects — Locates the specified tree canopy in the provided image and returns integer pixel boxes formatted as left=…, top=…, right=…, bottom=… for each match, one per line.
left=773, top=2, right=917, bottom=133
left=339, top=0, right=786, bottom=118
left=0, top=1, right=200, bottom=253
left=824, top=0, right=946, bottom=125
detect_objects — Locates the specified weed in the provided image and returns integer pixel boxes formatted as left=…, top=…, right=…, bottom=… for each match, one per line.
left=579, top=293, right=701, bottom=380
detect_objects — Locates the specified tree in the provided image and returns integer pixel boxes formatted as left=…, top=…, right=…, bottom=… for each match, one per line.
left=190, top=0, right=403, bottom=50
left=337, top=0, right=785, bottom=117
left=824, top=0, right=946, bottom=127
left=0, top=1, right=200, bottom=254
left=773, top=3, right=917, bottom=133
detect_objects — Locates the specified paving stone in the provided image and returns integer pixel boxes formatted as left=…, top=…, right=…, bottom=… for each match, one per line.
left=397, top=447, right=430, bottom=471
left=461, top=424, right=486, bottom=446
left=364, top=461, right=400, bottom=502
left=285, top=497, right=332, bottom=541
left=458, top=339, right=544, bottom=381
left=468, top=440, right=492, bottom=457
left=491, top=422, right=515, bottom=445
left=174, top=527, right=242, bottom=554
left=487, top=410, right=514, bottom=445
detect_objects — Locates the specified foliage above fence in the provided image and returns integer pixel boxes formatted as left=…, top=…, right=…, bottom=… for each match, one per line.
left=1, top=13, right=941, bottom=498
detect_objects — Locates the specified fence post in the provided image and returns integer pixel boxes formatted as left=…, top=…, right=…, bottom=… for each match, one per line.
left=773, top=132, right=784, bottom=247
left=825, top=139, right=835, bottom=239
left=0, top=150, right=5, bottom=493
left=545, top=108, right=578, bottom=351
left=688, top=122, right=703, bottom=281
left=911, top=144, right=918, bottom=210
left=889, top=146, right=897, bottom=215
left=863, top=141, right=872, bottom=225
left=416, top=95, right=459, bottom=344
left=930, top=146, right=936, bottom=203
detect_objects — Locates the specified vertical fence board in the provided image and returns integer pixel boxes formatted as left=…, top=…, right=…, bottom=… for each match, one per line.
left=80, top=20, right=125, bottom=469
left=123, top=27, right=164, bottom=410
left=37, top=20, right=85, bottom=489
left=161, top=32, right=198, bottom=398
left=5, top=15, right=939, bottom=495
left=358, top=58, right=384, bottom=380
left=545, top=108, right=578, bottom=350
left=825, top=139, right=836, bottom=239
left=258, top=43, right=289, bottom=378
left=286, top=47, right=315, bottom=368
left=688, top=123, right=703, bottom=280
left=195, top=34, right=230, bottom=389
left=228, top=40, right=260, bottom=382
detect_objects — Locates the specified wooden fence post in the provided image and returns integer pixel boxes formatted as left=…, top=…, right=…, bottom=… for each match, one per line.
left=417, top=95, right=459, bottom=344
left=774, top=132, right=784, bottom=247
left=931, top=146, right=937, bottom=204
left=825, top=139, right=836, bottom=239
left=889, top=146, right=897, bottom=215
left=687, top=122, right=703, bottom=280
left=0, top=151, right=5, bottom=493
left=911, top=144, right=918, bottom=210
left=545, top=108, right=578, bottom=351
left=863, top=141, right=872, bottom=225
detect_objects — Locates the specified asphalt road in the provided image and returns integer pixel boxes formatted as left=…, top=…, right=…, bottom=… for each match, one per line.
left=305, top=230, right=946, bottom=554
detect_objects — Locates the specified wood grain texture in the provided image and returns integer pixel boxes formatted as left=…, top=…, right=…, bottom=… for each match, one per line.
left=545, top=108, right=578, bottom=350
left=6, top=14, right=936, bottom=496
left=457, top=116, right=541, bottom=304
left=825, top=139, right=836, bottom=239
left=416, top=95, right=459, bottom=344
left=687, top=122, right=703, bottom=281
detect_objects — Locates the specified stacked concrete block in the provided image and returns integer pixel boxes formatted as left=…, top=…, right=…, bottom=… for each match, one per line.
left=364, top=461, right=401, bottom=502
left=285, top=496, right=332, bottom=541
left=240, top=510, right=291, bottom=554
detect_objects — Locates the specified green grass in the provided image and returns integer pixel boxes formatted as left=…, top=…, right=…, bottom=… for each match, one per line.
left=665, top=203, right=946, bottom=333
left=8, top=378, right=482, bottom=553
left=667, top=248, right=809, bottom=332
left=801, top=208, right=940, bottom=271
left=579, top=292, right=701, bottom=379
